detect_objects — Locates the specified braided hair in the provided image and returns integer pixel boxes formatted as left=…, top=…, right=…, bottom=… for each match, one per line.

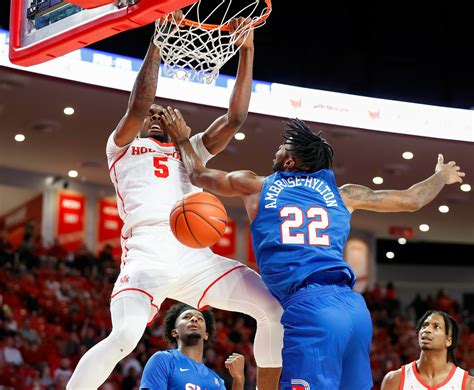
left=164, top=303, right=215, bottom=345
left=282, top=119, right=334, bottom=172
left=416, top=310, right=459, bottom=364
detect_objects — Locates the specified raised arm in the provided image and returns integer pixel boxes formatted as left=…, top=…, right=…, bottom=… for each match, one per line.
left=340, top=154, right=465, bottom=213
left=201, top=18, right=254, bottom=155
left=225, top=353, right=245, bottom=390
left=113, top=40, right=161, bottom=147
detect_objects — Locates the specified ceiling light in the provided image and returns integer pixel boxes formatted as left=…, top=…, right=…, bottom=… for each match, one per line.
left=419, top=224, right=430, bottom=232
left=438, top=205, right=449, bottom=213
left=64, top=107, right=75, bottom=115
left=386, top=251, right=395, bottom=259
left=68, top=170, right=79, bottom=178
left=398, top=237, right=407, bottom=245
left=402, top=151, right=414, bottom=160
left=460, top=184, right=471, bottom=192
left=234, top=132, right=245, bottom=141
left=14, top=134, right=25, bottom=142
left=372, top=176, right=383, bottom=185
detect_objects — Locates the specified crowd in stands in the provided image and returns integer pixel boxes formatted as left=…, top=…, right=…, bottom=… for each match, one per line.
left=0, top=236, right=473, bottom=389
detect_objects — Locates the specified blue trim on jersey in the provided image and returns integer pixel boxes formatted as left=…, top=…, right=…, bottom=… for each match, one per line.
left=140, top=349, right=225, bottom=390
left=250, top=169, right=356, bottom=303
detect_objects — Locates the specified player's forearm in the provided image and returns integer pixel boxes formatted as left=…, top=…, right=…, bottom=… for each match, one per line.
left=177, top=139, right=237, bottom=196
left=128, top=42, right=161, bottom=115
left=227, top=46, right=254, bottom=126
left=177, top=139, right=210, bottom=186
left=231, top=376, right=244, bottom=390
left=406, top=170, right=447, bottom=210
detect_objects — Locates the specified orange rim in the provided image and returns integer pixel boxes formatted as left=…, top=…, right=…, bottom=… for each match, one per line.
left=179, top=0, right=272, bottom=31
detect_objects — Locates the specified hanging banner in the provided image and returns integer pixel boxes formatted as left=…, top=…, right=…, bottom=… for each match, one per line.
left=97, top=198, right=122, bottom=260
left=57, top=192, right=86, bottom=252
left=0, top=194, right=43, bottom=250
left=211, top=219, right=236, bottom=258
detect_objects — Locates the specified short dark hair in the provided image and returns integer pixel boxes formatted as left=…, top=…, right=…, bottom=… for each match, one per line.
left=164, top=303, right=215, bottom=345
left=283, top=118, right=334, bottom=172
left=415, top=310, right=459, bottom=363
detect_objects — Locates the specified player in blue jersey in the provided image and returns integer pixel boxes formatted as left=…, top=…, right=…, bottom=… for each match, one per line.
left=140, top=303, right=245, bottom=390
left=161, top=108, right=465, bottom=389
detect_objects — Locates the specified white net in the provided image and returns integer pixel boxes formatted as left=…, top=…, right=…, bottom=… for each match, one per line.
left=153, top=0, right=271, bottom=83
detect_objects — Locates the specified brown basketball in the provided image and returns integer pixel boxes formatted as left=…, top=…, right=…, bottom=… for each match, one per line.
left=170, top=192, right=227, bottom=248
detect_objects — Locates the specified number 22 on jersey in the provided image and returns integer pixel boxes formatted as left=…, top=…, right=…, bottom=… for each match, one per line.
left=280, top=206, right=330, bottom=246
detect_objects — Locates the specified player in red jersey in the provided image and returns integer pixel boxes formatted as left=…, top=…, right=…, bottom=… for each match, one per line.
left=67, top=15, right=282, bottom=390
left=382, top=310, right=473, bottom=390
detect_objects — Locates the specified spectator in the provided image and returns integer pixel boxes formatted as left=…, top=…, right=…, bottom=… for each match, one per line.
left=39, top=364, right=54, bottom=387
left=121, top=351, right=143, bottom=378
left=122, top=366, right=139, bottom=390
left=3, top=335, right=24, bottom=366
left=19, top=318, right=41, bottom=344
left=53, top=357, right=73, bottom=385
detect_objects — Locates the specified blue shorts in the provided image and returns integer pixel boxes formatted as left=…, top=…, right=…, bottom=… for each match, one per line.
left=280, top=284, right=373, bottom=390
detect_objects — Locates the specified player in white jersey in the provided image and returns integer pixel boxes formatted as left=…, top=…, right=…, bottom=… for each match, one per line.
left=67, top=16, right=283, bottom=390
left=382, top=310, right=473, bottom=390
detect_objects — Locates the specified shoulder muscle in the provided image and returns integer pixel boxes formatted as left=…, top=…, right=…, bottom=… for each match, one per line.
left=381, top=368, right=402, bottom=390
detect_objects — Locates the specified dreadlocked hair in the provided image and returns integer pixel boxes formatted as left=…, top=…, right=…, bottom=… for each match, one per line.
left=416, top=310, right=459, bottom=364
left=164, top=303, right=215, bottom=345
left=282, top=118, right=334, bottom=172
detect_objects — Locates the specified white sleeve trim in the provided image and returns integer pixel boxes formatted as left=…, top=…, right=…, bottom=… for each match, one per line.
left=106, top=130, right=132, bottom=166
left=189, top=132, right=214, bottom=166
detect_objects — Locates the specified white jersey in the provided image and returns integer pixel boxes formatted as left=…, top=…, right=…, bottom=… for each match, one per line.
left=106, top=132, right=213, bottom=237
left=401, top=361, right=468, bottom=390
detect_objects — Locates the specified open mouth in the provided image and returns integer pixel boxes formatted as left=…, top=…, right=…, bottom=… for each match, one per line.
left=149, top=124, right=161, bottom=132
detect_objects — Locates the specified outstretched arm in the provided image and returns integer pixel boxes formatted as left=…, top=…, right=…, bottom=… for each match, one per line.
left=340, top=154, right=465, bottom=213
left=113, top=40, right=161, bottom=147
left=202, top=18, right=254, bottom=155
left=162, top=108, right=263, bottom=197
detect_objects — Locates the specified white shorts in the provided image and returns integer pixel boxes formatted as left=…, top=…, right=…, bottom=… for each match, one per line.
left=111, top=225, right=249, bottom=325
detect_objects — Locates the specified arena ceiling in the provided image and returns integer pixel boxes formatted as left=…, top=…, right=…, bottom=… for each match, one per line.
left=0, top=67, right=473, bottom=244
left=2, top=2, right=473, bottom=109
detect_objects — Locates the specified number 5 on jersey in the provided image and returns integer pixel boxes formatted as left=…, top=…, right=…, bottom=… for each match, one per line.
left=153, top=156, right=169, bottom=178
left=280, top=206, right=330, bottom=246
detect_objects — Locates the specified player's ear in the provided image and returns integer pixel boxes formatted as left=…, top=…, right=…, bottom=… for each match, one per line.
left=446, top=335, right=453, bottom=348
left=203, top=332, right=209, bottom=341
left=283, top=156, right=295, bottom=170
left=171, top=328, right=178, bottom=339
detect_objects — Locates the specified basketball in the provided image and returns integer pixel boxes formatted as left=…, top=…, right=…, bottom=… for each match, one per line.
left=170, top=192, right=227, bottom=248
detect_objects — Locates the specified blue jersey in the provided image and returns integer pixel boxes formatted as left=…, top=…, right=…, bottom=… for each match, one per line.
left=140, top=349, right=225, bottom=390
left=250, top=169, right=356, bottom=302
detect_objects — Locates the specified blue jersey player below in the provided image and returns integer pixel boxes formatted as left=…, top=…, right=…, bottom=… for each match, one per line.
left=159, top=107, right=466, bottom=390
left=140, top=303, right=245, bottom=390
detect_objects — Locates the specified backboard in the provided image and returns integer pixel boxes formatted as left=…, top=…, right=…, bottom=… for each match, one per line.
left=9, top=0, right=196, bottom=66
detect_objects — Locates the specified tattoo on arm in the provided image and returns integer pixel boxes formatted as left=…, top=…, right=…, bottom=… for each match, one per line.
left=413, top=173, right=445, bottom=204
left=129, top=49, right=160, bottom=114
left=340, top=185, right=385, bottom=204
left=341, top=171, right=446, bottom=213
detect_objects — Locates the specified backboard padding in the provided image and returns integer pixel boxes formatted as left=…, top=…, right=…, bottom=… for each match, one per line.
left=9, top=0, right=196, bottom=66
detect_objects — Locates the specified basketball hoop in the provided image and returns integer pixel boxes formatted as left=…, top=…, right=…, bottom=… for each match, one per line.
left=153, top=0, right=272, bottom=83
